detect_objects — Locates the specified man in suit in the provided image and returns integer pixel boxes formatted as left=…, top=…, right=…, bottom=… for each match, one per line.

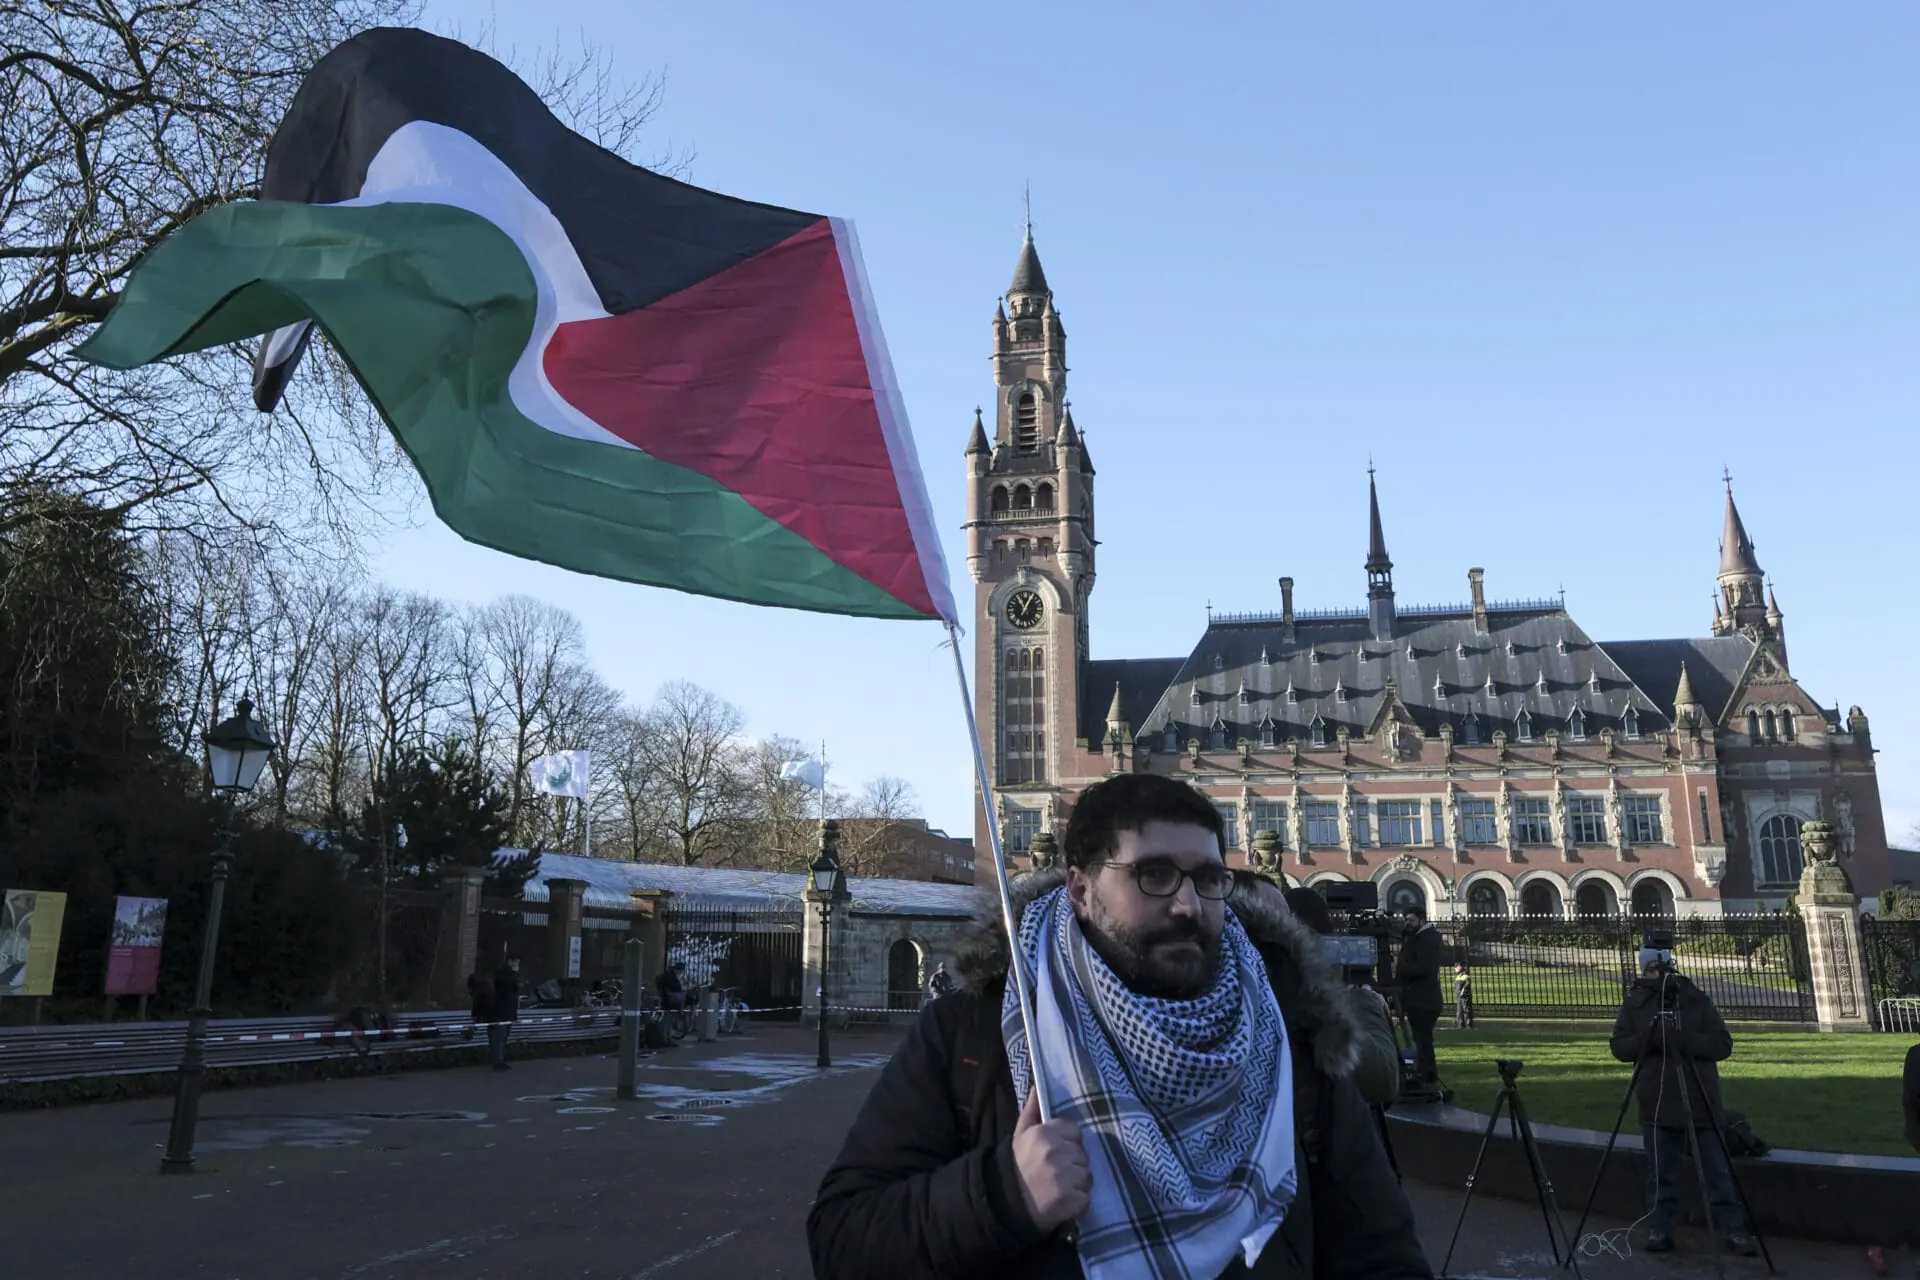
left=1394, top=906, right=1444, bottom=1086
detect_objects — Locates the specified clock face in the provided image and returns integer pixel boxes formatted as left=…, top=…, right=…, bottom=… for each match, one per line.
left=1005, top=590, right=1045, bottom=630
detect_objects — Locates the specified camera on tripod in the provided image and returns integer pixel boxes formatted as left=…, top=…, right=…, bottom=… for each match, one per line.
left=1318, top=881, right=1390, bottom=986
left=1495, top=1057, right=1524, bottom=1082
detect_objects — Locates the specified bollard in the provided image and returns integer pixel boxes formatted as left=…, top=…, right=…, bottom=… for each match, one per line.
left=616, top=938, right=642, bottom=1100
left=696, top=987, right=718, bottom=1043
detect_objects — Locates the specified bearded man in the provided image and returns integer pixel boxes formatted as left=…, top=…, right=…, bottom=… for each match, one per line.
left=807, top=774, right=1430, bottom=1279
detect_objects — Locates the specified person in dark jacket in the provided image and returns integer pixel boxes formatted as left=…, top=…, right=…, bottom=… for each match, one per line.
left=1608, top=951, right=1757, bottom=1256
left=489, top=953, right=520, bottom=1071
left=1903, top=1042, right=1920, bottom=1154
left=809, top=774, right=1431, bottom=1279
left=1283, top=884, right=1401, bottom=1109
left=1393, top=907, right=1444, bottom=1085
left=464, top=965, right=490, bottom=1042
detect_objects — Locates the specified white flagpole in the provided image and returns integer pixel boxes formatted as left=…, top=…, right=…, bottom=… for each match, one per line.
left=945, top=620, right=1056, bottom=1122
left=583, top=752, right=593, bottom=858
left=820, top=739, right=829, bottom=825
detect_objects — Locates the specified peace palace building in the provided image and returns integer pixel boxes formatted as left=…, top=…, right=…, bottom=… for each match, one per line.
left=966, top=230, right=1893, bottom=919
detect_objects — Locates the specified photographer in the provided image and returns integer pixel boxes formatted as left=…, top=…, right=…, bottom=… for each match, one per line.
left=1393, top=907, right=1444, bottom=1086
left=1608, top=946, right=1759, bottom=1257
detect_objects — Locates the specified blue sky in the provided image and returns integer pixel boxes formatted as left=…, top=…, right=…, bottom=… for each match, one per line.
left=387, top=2, right=1919, bottom=845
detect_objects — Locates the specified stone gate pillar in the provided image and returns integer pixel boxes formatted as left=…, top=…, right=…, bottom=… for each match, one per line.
left=1794, top=821, right=1872, bottom=1033
left=544, top=877, right=589, bottom=991
left=436, top=867, right=487, bottom=1006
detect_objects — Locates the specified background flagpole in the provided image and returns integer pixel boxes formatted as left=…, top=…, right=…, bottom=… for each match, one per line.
left=945, top=621, right=1056, bottom=1122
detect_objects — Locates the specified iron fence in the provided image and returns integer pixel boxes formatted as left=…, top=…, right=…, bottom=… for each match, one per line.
left=1862, top=917, right=1920, bottom=1031
left=664, top=904, right=805, bottom=1021
left=1341, top=914, right=1816, bottom=1021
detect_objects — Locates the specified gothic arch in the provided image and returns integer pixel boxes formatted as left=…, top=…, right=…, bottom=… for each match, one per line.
left=1368, top=859, right=1448, bottom=910
left=1459, top=869, right=1516, bottom=917
left=1569, top=868, right=1630, bottom=901
left=1625, top=867, right=1691, bottom=902
left=1514, top=868, right=1570, bottom=918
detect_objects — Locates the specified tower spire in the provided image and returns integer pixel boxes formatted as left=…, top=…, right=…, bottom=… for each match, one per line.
left=1715, top=473, right=1767, bottom=634
left=1365, top=466, right=1396, bottom=641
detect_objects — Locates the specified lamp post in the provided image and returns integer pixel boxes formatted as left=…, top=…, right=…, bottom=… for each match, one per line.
left=806, top=820, right=848, bottom=1069
left=160, top=697, right=275, bottom=1175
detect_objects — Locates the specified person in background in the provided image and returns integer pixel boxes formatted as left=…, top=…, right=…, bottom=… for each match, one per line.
left=489, top=951, right=520, bottom=1072
left=656, top=960, right=687, bottom=1011
left=1609, top=946, right=1758, bottom=1257
left=1904, top=1041, right=1919, bottom=1154
left=1394, top=907, right=1444, bottom=1085
left=1284, top=884, right=1401, bottom=1108
left=927, top=961, right=956, bottom=1000
left=464, top=964, right=490, bottom=1042
left=1453, top=964, right=1475, bottom=1030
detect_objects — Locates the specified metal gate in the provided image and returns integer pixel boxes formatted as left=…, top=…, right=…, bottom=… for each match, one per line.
left=664, top=904, right=805, bottom=1021
left=1862, top=917, right=1920, bottom=1031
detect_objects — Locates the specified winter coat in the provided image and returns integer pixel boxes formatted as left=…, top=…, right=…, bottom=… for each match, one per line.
left=467, top=969, right=492, bottom=1021
left=1608, top=974, right=1730, bottom=1130
left=807, top=869, right=1432, bottom=1279
left=1903, top=1043, right=1919, bottom=1153
left=1346, top=985, right=1401, bottom=1108
left=1393, top=927, right=1444, bottom=1016
left=492, top=964, right=520, bottom=1024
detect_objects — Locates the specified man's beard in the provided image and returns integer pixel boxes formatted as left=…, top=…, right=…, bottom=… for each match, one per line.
left=1079, top=896, right=1223, bottom=1000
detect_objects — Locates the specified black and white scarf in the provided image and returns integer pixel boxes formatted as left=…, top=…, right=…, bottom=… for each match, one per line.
left=1002, top=887, right=1297, bottom=1280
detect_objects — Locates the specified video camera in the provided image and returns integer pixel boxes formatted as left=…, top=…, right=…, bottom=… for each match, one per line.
left=1315, top=882, right=1394, bottom=988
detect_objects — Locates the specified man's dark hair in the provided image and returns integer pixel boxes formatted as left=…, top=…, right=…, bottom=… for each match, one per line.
left=1401, top=903, right=1428, bottom=923
left=1060, top=774, right=1224, bottom=870
left=1285, top=886, right=1334, bottom=935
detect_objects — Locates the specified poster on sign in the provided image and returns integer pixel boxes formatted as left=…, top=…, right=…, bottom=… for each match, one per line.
left=106, top=896, right=169, bottom=996
left=1, top=889, right=68, bottom=997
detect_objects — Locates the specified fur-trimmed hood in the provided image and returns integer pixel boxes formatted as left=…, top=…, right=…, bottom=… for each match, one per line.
left=954, top=869, right=1364, bottom=1081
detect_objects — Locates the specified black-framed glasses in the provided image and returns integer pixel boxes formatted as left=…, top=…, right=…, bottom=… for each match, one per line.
left=1097, top=860, right=1232, bottom=900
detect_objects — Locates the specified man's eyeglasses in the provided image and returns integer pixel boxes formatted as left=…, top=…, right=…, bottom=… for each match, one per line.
left=1097, top=860, right=1232, bottom=900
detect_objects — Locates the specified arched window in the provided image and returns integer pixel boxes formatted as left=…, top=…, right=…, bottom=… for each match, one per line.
left=1630, top=879, right=1675, bottom=917
left=990, top=485, right=1010, bottom=513
left=887, top=939, right=922, bottom=1011
left=1623, top=708, right=1641, bottom=739
left=1467, top=881, right=1508, bottom=917
left=1013, top=484, right=1032, bottom=510
left=1568, top=709, right=1588, bottom=740
left=1747, top=710, right=1762, bottom=744
left=1574, top=881, right=1617, bottom=919
left=1035, top=483, right=1055, bottom=511
left=1516, top=711, right=1534, bottom=742
left=1780, top=710, right=1795, bottom=741
left=1384, top=880, right=1427, bottom=916
left=1036, top=537, right=1054, bottom=558
left=1014, top=393, right=1039, bottom=452
left=1756, top=814, right=1804, bottom=887
left=1519, top=881, right=1563, bottom=918
left=1763, top=710, right=1778, bottom=742
left=1014, top=538, right=1030, bottom=559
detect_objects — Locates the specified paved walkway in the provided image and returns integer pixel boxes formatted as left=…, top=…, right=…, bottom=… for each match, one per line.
left=0, top=1024, right=1901, bottom=1278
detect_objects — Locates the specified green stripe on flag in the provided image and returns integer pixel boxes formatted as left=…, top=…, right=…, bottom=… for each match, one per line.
left=78, top=200, right=925, bottom=620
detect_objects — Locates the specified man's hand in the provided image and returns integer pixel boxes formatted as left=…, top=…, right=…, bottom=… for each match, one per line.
left=1011, top=1088, right=1090, bottom=1232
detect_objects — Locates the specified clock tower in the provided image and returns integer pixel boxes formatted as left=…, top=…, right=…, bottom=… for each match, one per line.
left=964, top=223, right=1096, bottom=858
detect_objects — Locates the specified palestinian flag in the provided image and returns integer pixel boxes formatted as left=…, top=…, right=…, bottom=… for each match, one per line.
left=78, top=27, right=954, bottom=624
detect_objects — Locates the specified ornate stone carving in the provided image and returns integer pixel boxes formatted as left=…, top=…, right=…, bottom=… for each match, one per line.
left=1027, top=830, right=1059, bottom=871
left=1797, top=820, right=1854, bottom=902
left=1390, top=853, right=1422, bottom=876
left=1250, top=828, right=1283, bottom=875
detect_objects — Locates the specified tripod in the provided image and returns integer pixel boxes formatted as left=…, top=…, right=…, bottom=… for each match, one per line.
left=1565, top=998, right=1774, bottom=1275
left=1442, top=1059, right=1582, bottom=1278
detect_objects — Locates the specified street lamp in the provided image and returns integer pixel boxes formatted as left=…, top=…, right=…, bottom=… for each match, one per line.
left=160, top=697, right=276, bottom=1175
left=806, top=820, right=849, bottom=1069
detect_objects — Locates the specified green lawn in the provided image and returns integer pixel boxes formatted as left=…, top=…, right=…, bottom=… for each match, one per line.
left=1433, top=1026, right=1916, bottom=1158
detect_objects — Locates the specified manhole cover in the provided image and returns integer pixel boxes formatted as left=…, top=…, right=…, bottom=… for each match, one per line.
left=340, top=1110, right=485, bottom=1123
left=557, top=1106, right=616, bottom=1115
left=667, top=1096, right=745, bottom=1110
left=647, top=1113, right=724, bottom=1125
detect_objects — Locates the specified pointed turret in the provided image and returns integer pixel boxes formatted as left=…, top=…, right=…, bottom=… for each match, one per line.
left=966, top=407, right=990, bottom=457
left=1364, top=468, right=1396, bottom=641
left=1715, top=475, right=1768, bottom=633
left=1009, top=228, right=1049, bottom=299
left=1673, top=662, right=1699, bottom=728
left=1056, top=403, right=1081, bottom=450
left=1106, top=682, right=1126, bottom=726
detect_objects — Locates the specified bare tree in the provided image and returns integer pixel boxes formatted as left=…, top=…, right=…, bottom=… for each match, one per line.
left=464, top=595, right=588, bottom=844
left=356, top=586, right=451, bottom=778
left=1, top=0, right=687, bottom=553
left=641, top=680, right=749, bottom=866
left=719, top=735, right=827, bottom=873
left=840, top=776, right=925, bottom=878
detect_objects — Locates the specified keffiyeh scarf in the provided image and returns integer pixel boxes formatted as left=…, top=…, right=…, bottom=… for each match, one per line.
left=1002, top=887, right=1297, bottom=1280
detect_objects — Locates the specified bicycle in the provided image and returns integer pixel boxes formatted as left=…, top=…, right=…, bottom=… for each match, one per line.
left=713, top=986, right=749, bottom=1035
left=583, top=977, right=624, bottom=1009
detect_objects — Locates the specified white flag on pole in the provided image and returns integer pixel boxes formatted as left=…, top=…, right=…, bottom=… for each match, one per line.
left=528, top=750, right=590, bottom=798
left=778, top=759, right=825, bottom=791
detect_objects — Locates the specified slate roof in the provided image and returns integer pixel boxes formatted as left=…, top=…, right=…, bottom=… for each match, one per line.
left=1009, top=232, right=1048, bottom=296
left=1127, top=605, right=1673, bottom=748
left=1597, top=636, right=1754, bottom=722
left=520, top=853, right=981, bottom=918
left=1080, top=656, right=1185, bottom=744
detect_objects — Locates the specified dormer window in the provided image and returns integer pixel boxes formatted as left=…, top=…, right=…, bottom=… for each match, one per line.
left=1335, top=680, right=1350, bottom=703
left=1406, top=643, right=1417, bottom=660
left=1485, top=672, right=1497, bottom=696
left=1624, top=707, right=1641, bottom=739
left=1456, top=643, right=1469, bottom=659
left=1536, top=669, right=1549, bottom=693
left=1285, top=679, right=1298, bottom=704
left=1238, top=682, right=1251, bottom=705
left=1589, top=669, right=1602, bottom=692
left=1464, top=712, right=1482, bottom=746
left=1190, top=686, right=1202, bottom=706
left=1516, top=711, right=1534, bottom=742
left=1358, top=648, right=1370, bottom=666
left=1506, top=641, right=1517, bottom=657
left=1433, top=672, right=1445, bottom=695
left=1014, top=392, right=1039, bottom=452
left=1258, top=716, right=1277, bottom=748
left=1209, top=719, right=1227, bottom=750
left=1557, top=638, right=1569, bottom=656
left=1214, top=653, right=1225, bottom=671
left=1309, top=715, right=1330, bottom=747
left=1569, top=709, right=1588, bottom=740
left=1259, top=647, right=1271, bottom=667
